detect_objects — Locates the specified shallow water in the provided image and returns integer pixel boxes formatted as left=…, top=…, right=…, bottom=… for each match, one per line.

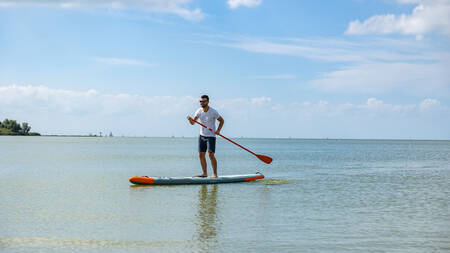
left=0, top=137, right=449, bottom=252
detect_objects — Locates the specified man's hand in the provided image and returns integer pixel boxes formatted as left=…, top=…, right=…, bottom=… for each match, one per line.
left=215, top=130, right=221, bottom=135
left=187, top=116, right=195, bottom=125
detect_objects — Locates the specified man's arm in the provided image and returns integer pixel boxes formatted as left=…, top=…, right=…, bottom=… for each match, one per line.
left=187, top=116, right=198, bottom=125
left=216, top=116, right=224, bottom=134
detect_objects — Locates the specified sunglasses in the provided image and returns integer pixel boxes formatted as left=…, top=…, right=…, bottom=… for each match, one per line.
left=199, top=100, right=208, bottom=103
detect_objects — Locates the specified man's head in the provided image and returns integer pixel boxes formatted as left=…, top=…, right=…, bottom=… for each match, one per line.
left=199, top=95, right=209, bottom=108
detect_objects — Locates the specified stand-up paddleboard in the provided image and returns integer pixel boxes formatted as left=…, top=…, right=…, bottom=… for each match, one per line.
left=129, top=172, right=264, bottom=185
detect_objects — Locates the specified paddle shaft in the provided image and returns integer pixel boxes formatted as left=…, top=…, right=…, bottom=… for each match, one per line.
left=191, top=118, right=258, bottom=156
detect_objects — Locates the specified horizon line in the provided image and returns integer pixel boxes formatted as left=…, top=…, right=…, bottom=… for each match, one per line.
left=8, top=135, right=449, bottom=141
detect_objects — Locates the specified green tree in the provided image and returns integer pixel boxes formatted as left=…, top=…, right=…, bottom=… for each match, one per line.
left=0, top=118, right=39, bottom=135
left=20, top=122, right=31, bottom=135
left=2, top=119, right=22, bottom=133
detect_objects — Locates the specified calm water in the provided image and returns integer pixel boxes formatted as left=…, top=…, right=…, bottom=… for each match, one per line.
left=0, top=136, right=449, bottom=252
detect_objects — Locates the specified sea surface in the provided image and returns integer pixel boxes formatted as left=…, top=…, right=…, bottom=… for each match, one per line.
left=0, top=136, right=449, bottom=252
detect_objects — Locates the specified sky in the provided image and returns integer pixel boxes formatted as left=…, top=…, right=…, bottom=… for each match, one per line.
left=0, top=0, right=449, bottom=139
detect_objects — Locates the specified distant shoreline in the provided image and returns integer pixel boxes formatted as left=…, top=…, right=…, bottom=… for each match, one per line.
left=0, top=132, right=40, bottom=136
left=2, top=135, right=447, bottom=141
left=43, top=135, right=99, bottom=137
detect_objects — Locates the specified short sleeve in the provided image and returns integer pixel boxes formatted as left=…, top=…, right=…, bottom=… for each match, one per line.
left=194, top=108, right=201, bottom=118
left=214, top=109, right=221, bottom=119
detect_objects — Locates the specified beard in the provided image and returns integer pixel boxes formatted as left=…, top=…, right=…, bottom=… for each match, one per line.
left=201, top=103, right=208, bottom=108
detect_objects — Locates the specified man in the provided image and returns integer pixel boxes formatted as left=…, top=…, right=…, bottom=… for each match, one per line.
left=188, top=95, right=224, bottom=178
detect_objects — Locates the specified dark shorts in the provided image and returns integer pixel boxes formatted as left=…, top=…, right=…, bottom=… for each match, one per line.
left=198, top=135, right=216, bottom=153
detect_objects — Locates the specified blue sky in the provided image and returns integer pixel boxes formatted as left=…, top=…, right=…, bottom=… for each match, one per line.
left=0, top=0, right=449, bottom=139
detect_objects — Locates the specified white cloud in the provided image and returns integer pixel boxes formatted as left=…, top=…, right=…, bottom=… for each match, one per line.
left=248, top=74, right=295, bottom=79
left=92, top=57, right=156, bottom=67
left=290, top=98, right=412, bottom=118
left=346, top=0, right=450, bottom=38
left=1, top=84, right=448, bottom=139
left=227, top=0, right=262, bottom=9
left=395, top=0, right=422, bottom=4
left=419, top=97, right=441, bottom=110
left=0, top=0, right=204, bottom=21
left=0, top=84, right=198, bottom=136
left=198, top=34, right=449, bottom=97
left=251, top=96, right=271, bottom=105
left=211, top=35, right=438, bottom=63
left=169, top=6, right=203, bottom=21
left=309, top=61, right=450, bottom=96
left=228, top=40, right=361, bottom=62
left=360, top=98, right=417, bottom=116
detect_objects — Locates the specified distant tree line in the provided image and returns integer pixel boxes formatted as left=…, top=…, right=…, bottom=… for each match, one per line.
left=0, top=119, right=40, bottom=136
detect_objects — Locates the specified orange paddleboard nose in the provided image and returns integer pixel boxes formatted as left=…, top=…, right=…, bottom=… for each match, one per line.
left=129, top=176, right=154, bottom=185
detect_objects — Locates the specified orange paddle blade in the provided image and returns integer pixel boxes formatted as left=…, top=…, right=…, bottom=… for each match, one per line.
left=257, top=154, right=273, bottom=164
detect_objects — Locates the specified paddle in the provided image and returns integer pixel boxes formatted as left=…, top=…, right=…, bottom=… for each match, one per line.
left=187, top=116, right=273, bottom=164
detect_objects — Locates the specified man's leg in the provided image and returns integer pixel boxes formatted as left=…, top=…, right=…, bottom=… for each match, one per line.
left=198, top=135, right=208, bottom=177
left=208, top=152, right=217, bottom=178
left=199, top=152, right=207, bottom=177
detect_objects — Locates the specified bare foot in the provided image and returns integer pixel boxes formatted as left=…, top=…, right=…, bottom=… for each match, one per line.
left=196, top=174, right=207, bottom=178
left=210, top=174, right=218, bottom=178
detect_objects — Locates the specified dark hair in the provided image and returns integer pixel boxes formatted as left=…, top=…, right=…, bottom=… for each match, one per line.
left=201, top=95, right=209, bottom=101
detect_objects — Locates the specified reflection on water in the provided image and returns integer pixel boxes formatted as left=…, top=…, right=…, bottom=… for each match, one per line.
left=262, top=179, right=293, bottom=185
left=195, top=185, right=218, bottom=252
left=0, top=237, right=192, bottom=252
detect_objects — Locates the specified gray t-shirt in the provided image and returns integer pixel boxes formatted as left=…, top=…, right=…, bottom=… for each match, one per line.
left=194, top=107, right=221, bottom=137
